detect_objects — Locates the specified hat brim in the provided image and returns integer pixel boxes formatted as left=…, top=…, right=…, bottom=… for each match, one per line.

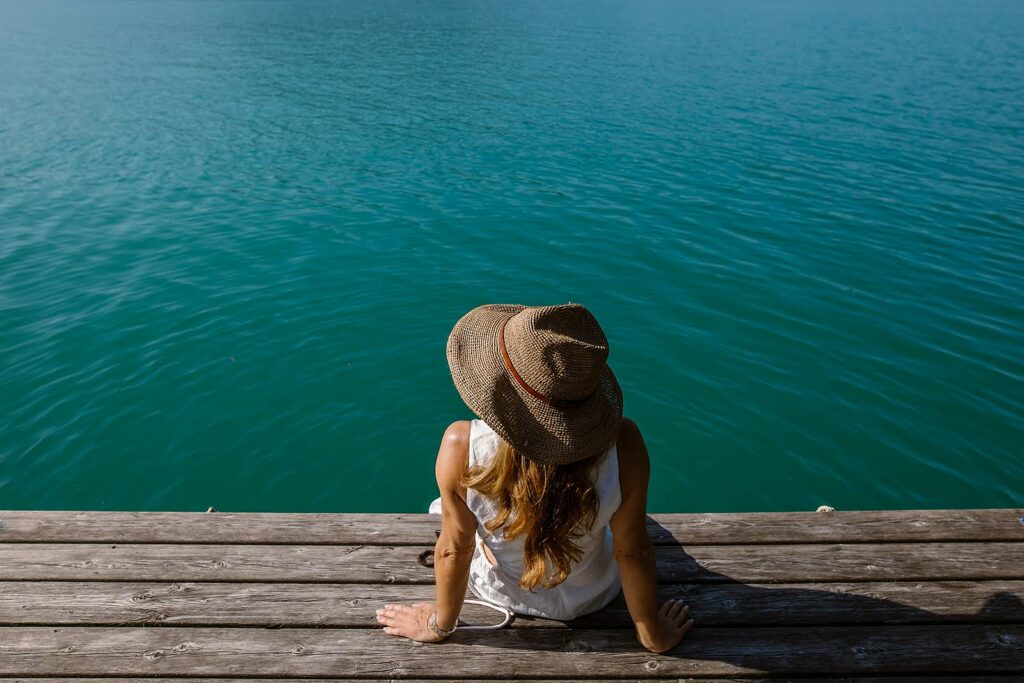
left=446, top=304, right=624, bottom=465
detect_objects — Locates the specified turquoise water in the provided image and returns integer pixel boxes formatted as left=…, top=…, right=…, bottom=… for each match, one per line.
left=1, top=0, right=1022, bottom=514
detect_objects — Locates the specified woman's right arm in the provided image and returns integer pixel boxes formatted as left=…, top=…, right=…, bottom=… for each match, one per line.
left=609, top=418, right=694, bottom=654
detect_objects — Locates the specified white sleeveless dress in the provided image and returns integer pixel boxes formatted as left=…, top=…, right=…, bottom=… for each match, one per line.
left=428, top=418, right=623, bottom=620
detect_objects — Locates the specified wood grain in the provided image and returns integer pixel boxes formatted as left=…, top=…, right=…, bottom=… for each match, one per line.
left=0, top=679, right=1019, bottom=683
left=1, top=508, right=1020, bottom=679
left=2, top=580, right=1021, bottom=627
left=1, top=679, right=1020, bottom=683
left=2, top=509, right=1021, bottom=545
left=2, top=541, right=1022, bottom=583
left=0, top=625, right=1021, bottom=677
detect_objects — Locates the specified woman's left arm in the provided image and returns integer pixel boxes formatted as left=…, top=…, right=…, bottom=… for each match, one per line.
left=376, top=421, right=476, bottom=642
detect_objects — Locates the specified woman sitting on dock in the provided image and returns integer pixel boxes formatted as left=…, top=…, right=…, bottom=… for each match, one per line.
left=376, top=303, right=694, bottom=653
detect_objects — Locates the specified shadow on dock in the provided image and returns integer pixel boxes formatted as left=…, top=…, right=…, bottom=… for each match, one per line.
left=453, top=517, right=1024, bottom=670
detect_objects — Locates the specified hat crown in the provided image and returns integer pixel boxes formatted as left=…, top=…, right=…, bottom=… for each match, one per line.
left=504, top=304, right=609, bottom=401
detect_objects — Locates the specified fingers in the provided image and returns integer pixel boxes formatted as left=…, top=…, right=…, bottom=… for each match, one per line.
left=663, top=597, right=686, bottom=620
left=376, top=602, right=433, bottom=639
left=376, top=616, right=409, bottom=637
left=381, top=603, right=414, bottom=615
left=377, top=615, right=406, bottom=637
left=679, top=618, right=695, bottom=637
left=658, top=598, right=694, bottom=633
left=375, top=605, right=412, bottom=632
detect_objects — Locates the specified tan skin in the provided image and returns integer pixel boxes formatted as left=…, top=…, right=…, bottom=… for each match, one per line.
left=375, top=417, right=694, bottom=653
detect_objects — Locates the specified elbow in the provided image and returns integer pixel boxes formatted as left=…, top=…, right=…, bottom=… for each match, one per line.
left=435, top=541, right=475, bottom=562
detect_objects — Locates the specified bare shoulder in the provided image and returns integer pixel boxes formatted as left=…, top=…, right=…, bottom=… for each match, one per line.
left=609, top=416, right=651, bottom=537
left=617, top=416, right=642, bottom=441
left=435, top=420, right=471, bottom=489
left=615, top=416, right=650, bottom=488
left=442, top=419, right=471, bottom=446
left=616, top=417, right=649, bottom=462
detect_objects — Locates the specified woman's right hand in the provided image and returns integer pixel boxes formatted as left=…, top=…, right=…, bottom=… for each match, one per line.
left=638, top=598, right=695, bottom=654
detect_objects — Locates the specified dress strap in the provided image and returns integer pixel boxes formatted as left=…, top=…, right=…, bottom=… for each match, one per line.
left=457, top=598, right=515, bottom=630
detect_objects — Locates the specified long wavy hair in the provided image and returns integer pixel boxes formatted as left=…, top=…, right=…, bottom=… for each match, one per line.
left=461, top=439, right=604, bottom=591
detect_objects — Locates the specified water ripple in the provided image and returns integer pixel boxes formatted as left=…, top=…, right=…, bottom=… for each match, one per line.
left=1, top=0, right=1022, bottom=512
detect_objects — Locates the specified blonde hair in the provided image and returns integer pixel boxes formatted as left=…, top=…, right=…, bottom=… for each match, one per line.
left=462, top=439, right=603, bottom=591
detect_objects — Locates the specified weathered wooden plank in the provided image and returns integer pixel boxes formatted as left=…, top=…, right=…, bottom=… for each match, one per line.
left=0, top=679, right=1019, bottom=683
left=2, top=679, right=1020, bottom=683
left=1, top=509, right=1020, bottom=545
left=2, top=580, right=1020, bottom=627
left=2, top=542, right=1022, bottom=583
left=0, top=625, right=1021, bottom=676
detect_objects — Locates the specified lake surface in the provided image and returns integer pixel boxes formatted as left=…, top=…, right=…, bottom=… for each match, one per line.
left=1, top=0, right=1022, bottom=513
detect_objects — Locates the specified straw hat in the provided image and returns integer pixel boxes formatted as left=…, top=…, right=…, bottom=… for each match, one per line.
left=446, top=303, right=623, bottom=465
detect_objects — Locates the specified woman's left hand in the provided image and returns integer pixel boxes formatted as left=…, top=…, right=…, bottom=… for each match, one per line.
left=375, top=602, right=447, bottom=642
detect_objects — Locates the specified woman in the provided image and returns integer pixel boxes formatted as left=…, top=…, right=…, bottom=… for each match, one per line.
left=375, top=303, right=694, bottom=653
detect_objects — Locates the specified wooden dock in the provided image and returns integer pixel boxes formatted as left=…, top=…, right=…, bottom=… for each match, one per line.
left=0, top=508, right=1022, bottom=681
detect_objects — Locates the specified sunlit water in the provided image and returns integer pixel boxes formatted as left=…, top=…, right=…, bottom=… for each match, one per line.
left=1, top=0, right=1022, bottom=513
